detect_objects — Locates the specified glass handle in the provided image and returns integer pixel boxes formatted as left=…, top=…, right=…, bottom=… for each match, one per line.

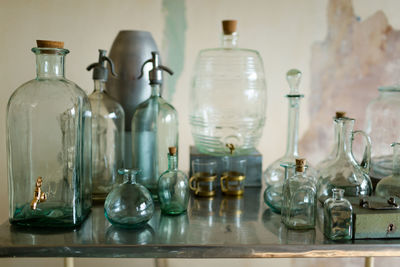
left=351, top=130, right=371, bottom=174
left=220, top=175, right=228, bottom=192
left=189, top=176, right=198, bottom=192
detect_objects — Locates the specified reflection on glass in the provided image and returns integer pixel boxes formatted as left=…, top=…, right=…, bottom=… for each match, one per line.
left=158, top=213, right=189, bottom=244
left=105, top=225, right=154, bottom=245
left=219, top=196, right=244, bottom=227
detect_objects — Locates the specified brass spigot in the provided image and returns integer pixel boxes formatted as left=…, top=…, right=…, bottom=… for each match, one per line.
left=226, top=143, right=235, bottom=155
left=30, top=177, right=47, bottom=210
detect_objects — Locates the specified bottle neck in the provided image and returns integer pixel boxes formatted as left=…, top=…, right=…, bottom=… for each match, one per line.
left=168, top=153, right=178, bottom=171
left=221, top=33, right=238, bottom=48
left=335, top=119, right=354, bottom=158
left=284, top=97, right=301, bottom=157
left=124, top=174, right=137, bottom=184
left=151, top=84, right=161, bottom=97
left=94, top=80, right=106, bottom=93
left=393, top=143, right=400, bottom=176
left=36, top=53, right=65, bottom=79
left=332, top=189, right=344, bottom=200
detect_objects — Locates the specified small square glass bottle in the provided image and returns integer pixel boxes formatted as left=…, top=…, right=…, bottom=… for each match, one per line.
left=323, top=188, right=353, bottom=240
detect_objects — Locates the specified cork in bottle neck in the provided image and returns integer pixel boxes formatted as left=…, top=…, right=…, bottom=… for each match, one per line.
left=335, top=111, right=346, bottom=119
left=295, top=158, right=306, bottom=172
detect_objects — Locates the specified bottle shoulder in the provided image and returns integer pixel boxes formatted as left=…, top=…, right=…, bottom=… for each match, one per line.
left=89, top=91, right=125, bottom=116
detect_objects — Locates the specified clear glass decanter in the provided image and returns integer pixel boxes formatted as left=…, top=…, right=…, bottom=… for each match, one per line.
left=132, top=52, right=178, bottom=199
left=104, top=169, right=154, bottom=228
left=316, top=112, right=346, bottom=171
left=264, top=69, right=316, bottom=213
left=317, top=117, right=372, bottom=202
left=376, top=143, right=400, bottom=199
left=158, top=147, right=189, bottom=215
left=7, top=40, right=92, bottom=227
left=282, top=159, right=317, bottom=230
left=323, top=188, right=353, bottom=240
left=190, top=20, right=267, bottom=155
left=87, top=50, right=125, bottom=202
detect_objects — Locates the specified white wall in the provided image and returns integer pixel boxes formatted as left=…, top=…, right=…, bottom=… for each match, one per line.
left=1, top=0, right=400, bottom=266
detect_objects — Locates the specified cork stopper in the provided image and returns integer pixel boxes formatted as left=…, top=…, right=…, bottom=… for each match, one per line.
left=222, top=20, right=237, bottom=35
left=36, top=40, right=64, bottom=49
left=335, top=111, right=346, bottom=119
left=168, top=147, right=177, bottom=156
left=295, top=158, right=306, bottom=172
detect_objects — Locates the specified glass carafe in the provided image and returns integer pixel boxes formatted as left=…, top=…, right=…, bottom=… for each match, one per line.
left=7, top=40, right=92, bottom=227
left=158, top=147, right=189, bottom=215
left=190, top=20, right=267, bottom=155
left=282, top=159, right=316, bottom=230
left=104, top=169, right=154, bottom=228
left=323, top=188, right=353, bottom=240
left=317, top=117, right=372, bottom=202
left=376, top=143, right=400, bottom=199
left=87, top=50, right=125, bottom=202
left=132, top=52, right=178, bottom=199
left=365, top=86, right=400, bottom=181
left=263, top=69, right=317, bottom=213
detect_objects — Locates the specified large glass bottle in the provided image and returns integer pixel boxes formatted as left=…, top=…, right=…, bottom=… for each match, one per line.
left=158, top=147, right=189, bottom=215
left=282, top=159, right=316, bottom=230
left=87, top=50, right=125, bottom=202
left=317, top=117, right=372, bottom=202
left=190, top=20, right=267, bottom=155
left=104, top=169, right=154, bottom=228
left=264, top=69, right=316, bottom=213
left=7, top=40, right=92, bottom=227
left=323, top=188, right=353, bottom=240
left=132, top=52, right=178, bottom=199
left=375, top=143, right=400, bottom=199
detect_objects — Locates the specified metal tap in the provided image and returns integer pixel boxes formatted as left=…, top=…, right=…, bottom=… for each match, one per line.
left=30, top=177, right=47, bottom=210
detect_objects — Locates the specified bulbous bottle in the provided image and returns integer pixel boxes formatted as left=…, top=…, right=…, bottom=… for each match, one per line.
left=7, top=40, right=92, bottom=227
left=132, top=52, right=178, bottom=199
left=282, top=159, right=316, bottom=230
left=104, top=169, right=154, bottom=228
left=158, top=147, right=189, bottom=215
left=376, top=143, right=400, bottom=199
left=190, top=20, right=267, bottom=155
left=323, top=188, right=353, bottom=240
left=87, top=50, right=125, bottom=202
left=317, top=117, right=372, bottom=202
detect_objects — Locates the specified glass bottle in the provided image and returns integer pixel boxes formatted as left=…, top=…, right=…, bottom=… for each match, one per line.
left=282, top=159, right=317, bottom=230
left=132, top=52, right=178, bottom=199
left=190, top=20, right=267, bottom=155
left=323, top=188, right=353, bottom=240
left=104, top=169, right=154, bottom=228
left=376, top=143, right=400, bottom=199
left=87, top=50, right=125, bottom=202
left=263, top=69, right=317, bottom=213
left=365, top=86, right=400, bottom=181
left=158, top=147, right=189, bottom=215
left=317, top=117, right=372, bottom=202
left=316, top=111, right=347, bottom=171
left=7, top=40, right=92, bottom=227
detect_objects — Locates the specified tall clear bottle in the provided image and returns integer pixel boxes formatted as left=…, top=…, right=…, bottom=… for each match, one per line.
left=7, top=40, right=92, bottom=227
left=87, top=50, right=125, bottom=202
left=132, top=52, right=178, bottom=199
left=376, top=143, right=400, bottom=199
left=264, top=69, right=316, bottom=213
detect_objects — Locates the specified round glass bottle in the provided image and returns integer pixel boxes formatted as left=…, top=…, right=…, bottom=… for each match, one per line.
left=7, top=40, right=92, bottom=227
left=376, top=143, right=400, bottom=199
left=158, top=147, right=189, bottom=215
left=104, top=169, right=154, bottom=228
left=323, top=188, right=353, bottom=240
left=87, top=50, right=125, bottom=202
left=190, top=20, right=267, bottom=155
left=317, top=117, right=372, bottom=202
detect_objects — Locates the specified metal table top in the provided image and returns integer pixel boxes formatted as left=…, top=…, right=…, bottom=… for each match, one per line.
left=1, top=188, right=400, bottom=258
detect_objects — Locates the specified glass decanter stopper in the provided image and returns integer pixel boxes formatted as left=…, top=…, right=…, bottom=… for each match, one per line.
left=282, top=159, right=317, bottom=229
left=376, top=143, right=400, bottom=199
left=87, top=50, right=125, bottom=202
left=316, top=111, right=347, bottom=171
left=104, top=169, right=154, bottom=228
left=264, top=69, right=316, bottom=213
left=158, top=147, right=189, bottom=215
left=317, top=117, right=372, bottom=202
left=323, top=188, right=353, bottom=240
left=132, top=52, right=178, bottom=200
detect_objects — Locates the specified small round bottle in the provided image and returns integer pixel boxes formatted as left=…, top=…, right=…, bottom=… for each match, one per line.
left=158, top=147, right=189, bottom=215
left=323, top=188, right=353, bottom=240
left=104, top=169, right=154, bottom=228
